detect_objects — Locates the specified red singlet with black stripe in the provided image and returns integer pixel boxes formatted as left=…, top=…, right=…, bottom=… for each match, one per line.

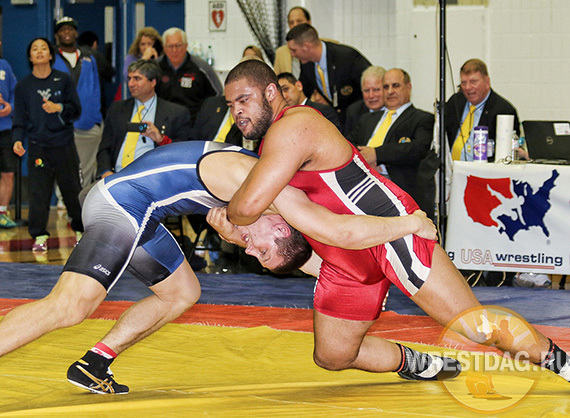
left=262, top=106, right=435, bottom=321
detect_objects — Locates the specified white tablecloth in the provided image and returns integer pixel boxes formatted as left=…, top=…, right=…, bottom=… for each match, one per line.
left=445, top=161, right=570, bottom=274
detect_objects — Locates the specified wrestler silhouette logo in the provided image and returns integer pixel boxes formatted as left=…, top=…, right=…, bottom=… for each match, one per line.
left=479, top=316, right=515, bottom=354
left=463, top=171, right=558, bottom=241
left=438, top=305, right=542, bottom=414
left=465, top=372, right=510, bottom=400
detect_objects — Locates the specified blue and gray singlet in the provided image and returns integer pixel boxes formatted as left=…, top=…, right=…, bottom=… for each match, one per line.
left=63, top=141, right=256, bottom=291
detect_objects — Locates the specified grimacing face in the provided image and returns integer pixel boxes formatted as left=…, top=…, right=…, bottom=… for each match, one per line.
left=236, top=217, right=285, bottom=271
left=225, top=79, right=274, bottom=140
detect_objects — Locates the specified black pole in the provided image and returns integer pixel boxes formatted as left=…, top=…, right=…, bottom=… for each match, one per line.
left=438, top=0, right=447, bottom=245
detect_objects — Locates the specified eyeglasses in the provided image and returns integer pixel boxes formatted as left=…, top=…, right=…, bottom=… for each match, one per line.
left=165, top=43, right=186, bottom=50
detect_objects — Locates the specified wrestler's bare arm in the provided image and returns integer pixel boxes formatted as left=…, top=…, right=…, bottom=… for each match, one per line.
left=207, top=206, right=322, bottom=277
left=209, top=186, right=437, bottom=251
left=271, top=186, right=437, bottom=248
left=226, top=104, right=355, bottom=227
left=227, top=113, right=313, bottom=226
left=299, top=252, right=323, bottom=277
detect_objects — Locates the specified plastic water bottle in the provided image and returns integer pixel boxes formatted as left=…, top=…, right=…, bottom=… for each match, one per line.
left=206, top=45, right=215, bottom=67
left=518, top=123, right=526, bottom=149
left=511, top=130, right=519, bottom=161
left=487, top=138, right=495, bottom=161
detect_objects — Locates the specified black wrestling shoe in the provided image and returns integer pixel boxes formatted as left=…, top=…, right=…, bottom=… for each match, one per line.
left=67, top=359, right=129, bottom=394
left=397, top=354, right=462, bottom=381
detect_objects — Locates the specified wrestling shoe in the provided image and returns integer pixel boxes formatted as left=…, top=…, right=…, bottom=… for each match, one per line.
left=0, top=212, right=17, bottom=228
left=67, top=359, right=129, bottom=394
left=513, top=272, right=551, bottom=288
left=32, top=235, right=48, bottom=252
left=396, top=344, right=461, bottom=381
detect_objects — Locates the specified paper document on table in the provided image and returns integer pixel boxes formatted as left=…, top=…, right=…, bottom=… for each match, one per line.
left=554, top=123, right=570, bottom=135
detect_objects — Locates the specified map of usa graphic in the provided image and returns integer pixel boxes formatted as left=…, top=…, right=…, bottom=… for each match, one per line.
left=463, top=170, right=559, bottom=241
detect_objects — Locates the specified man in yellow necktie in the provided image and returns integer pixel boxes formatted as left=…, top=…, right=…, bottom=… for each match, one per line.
left=346, top=68, right=435, bottom=217
left=96, top=60, right=192, bottom=180
left=316, top=64, right=329, bottom=100
left=285, top=23, right=372, bottom=124
left=445, top=58, right=521, bottom=162
left=367, top=109, right=395, bottom=148
left=451, top=104, right=476, bottom=161
left=121, top=104, right=145, bottom=167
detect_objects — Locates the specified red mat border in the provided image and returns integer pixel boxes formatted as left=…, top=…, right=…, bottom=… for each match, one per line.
left=1, top=298, right=569, bottom=349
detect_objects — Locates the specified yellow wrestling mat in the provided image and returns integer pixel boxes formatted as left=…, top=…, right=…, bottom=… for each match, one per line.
left=1, top=319, right=569, bottom=417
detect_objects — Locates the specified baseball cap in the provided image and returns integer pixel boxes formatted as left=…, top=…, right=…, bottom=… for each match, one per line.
left=55, top=17, right=78, bottom=33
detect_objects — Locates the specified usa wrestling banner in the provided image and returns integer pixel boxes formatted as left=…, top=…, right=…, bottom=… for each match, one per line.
left=445, top=161, right=570, bottom=274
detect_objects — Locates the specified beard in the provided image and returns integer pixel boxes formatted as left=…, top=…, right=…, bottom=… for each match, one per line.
left=242, top=96, right=274, bottom=140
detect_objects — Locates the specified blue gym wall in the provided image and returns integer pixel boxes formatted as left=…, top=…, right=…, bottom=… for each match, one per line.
left=0, top=0, right=184, bottom=82
left=0, top=0, right=183, bottom=192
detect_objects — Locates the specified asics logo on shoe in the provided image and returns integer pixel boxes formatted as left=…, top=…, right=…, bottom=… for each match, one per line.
left=93, top=264, right=111, bottom=276
left=76, top=365, right=115, bottom=393
left=68, top=360, right=129, bottom=394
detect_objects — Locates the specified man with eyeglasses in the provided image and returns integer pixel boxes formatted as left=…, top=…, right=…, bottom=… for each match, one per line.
left=156, top=27, right=222, bottom=126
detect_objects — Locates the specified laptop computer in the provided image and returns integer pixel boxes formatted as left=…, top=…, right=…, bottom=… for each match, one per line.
left=522, top=120, right=570, bottom=164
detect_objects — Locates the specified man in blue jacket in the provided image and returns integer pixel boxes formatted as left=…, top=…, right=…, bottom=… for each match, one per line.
left=53, top=16, right=103, bottom=188
left=0, top=47, right=18, bottom=228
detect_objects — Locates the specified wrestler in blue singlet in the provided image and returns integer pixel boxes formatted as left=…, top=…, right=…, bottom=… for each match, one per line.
left=63, top=141, right=256, bottom=291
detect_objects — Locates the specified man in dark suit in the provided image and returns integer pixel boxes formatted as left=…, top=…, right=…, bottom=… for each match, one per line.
left=190, top=95, right=245, bottom=146
left=343, top=65, right=386, bottom=137
left=286, top=23, right=371, bottom=126
left=97, top=60, right=192, bottom=179
left=277, top=72, right=341, bottom=131
left=445, top=58, right=520, bottom=162
left=347, top=68, right=434, bottom=217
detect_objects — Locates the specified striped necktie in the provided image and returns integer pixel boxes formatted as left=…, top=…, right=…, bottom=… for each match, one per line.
left=122, top=104, right=145, bottom=167
left=316, top=64, right=330, bottom=99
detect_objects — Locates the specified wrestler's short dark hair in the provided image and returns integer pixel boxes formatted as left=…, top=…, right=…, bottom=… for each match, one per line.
left=127, top=59, right=162, bottom=83
left=286, top=23, right=319, bottom=45
left=27, top=38, right=56, bottom=70
left=271, top=227, right=312, bottom=275
left=225, top=59, right=279, bottom=94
